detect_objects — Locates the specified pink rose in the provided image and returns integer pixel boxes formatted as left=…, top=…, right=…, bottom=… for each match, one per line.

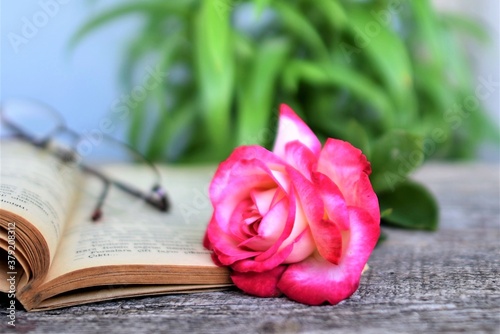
left=204, top=104, right=380, bottom=305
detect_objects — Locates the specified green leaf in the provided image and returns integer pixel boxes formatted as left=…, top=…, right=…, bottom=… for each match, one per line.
left=119, top=14, right=184, bottom=87
left=253, top=0, right=272, bottom=15
left=71, top=0, right=493, bottom=165
left=370, top=130, right=424, bottom=192
left=283, top=60, right=395, bottom=128
left=346, top=7, right=416, bottom=127
left=379, top=180, right=438, bottom=231
left=119, top=30, right=159, bottom=87
left=236, top=38, right=290, bottom=145
left=273, top=1, right=330, bottom=61
left=140, top=36, right=188, bottom=160
left=233, top=31, right=256, bottom=61
left=69, top=1, right=193, bottom=50
left=316, top=0, right=347, bottom=30
left=380, top=208, right=393, bottom=218
left=439, top=29, right=472, bottom=90
left=128, top=36, right=184, bottom=150
left=146, top=100, right=197, bottom=161
left=128, top=96, right=148, bottom=151
left=195, top=0, right=235, bottom=160
left=336, top=119, right=372, bottom=157
left=376, top=230, right=388, bottom=247
left=410, top=0, right=445, bottom=71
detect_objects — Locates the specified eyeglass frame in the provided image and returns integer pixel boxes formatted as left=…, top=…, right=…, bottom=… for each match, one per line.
left=0, top=98, right=170, bottom=222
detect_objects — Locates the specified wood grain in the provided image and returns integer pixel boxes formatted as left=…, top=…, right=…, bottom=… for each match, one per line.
left=1, top=163, right=499, bottom=333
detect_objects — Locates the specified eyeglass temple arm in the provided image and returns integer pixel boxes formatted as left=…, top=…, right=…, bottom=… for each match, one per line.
left=82, top=165, right=170, bottom=212
left=91, top=180, right=110, bottom=222
left=1, top=117, right=36, bottom=142
left=2, top=111, right=67, bottom=141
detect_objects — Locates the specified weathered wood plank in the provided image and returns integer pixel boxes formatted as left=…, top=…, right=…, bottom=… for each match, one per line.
left=1, top=163, right=499, bottom=333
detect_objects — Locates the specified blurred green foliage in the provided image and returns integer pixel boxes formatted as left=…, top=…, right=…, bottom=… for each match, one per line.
left=72, top=0, right=498, bottom=231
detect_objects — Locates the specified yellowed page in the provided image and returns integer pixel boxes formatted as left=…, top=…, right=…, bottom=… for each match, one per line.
left=45, top=164, right=221, bottom=282
left=0, top=141, right=79, bottom=263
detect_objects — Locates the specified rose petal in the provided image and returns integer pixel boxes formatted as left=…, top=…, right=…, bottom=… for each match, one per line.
left=230, top=266, right=287, bottom=297
left=219, top=187, right=296, bottom=273
left=207, top=155, right=300, bottom=270
left=312, top=171, right=350, bottom=231
left=273, top=104, right=321, bottom=159
left=277, top=206, right=380, bottom=305
left=286, top=166, right=323, bottom=220
left=254, top=188, right=297, bottom=262
left=232, top=242, right=294, bottom=272
left=350, top=173, right=380, bottom=224
left=232, top=227, right=314, bottom=274
left=317, top=139, right=379, bottom=223
left=238, top=196, right=289, bottom=251
left=281, top=166, right=323, bottom=260
left=286, top=167, right=344, bottom=265
left=256, top=196, right=288, bottom=240
left=206, top=218, right=245, bottom=257
left=251, top=188, right=277, bottom=216
left=229, top=198, right=257, bottom=240
left=315, top=218, right=343, bottom=265
left=205, top=216, right=261, bottom=265
left=282, top=226, right=315, bottom=264
left=270, top=166, right=290, bottom=191
left=284, top=167, right=328, bottom=263
left=210, top=145, right=284, bottom=203
left=211, top=158, right=283, bottom=235
left=284, top=141, right=317, bottom=180
left=212, top=247, right=261, bottom=267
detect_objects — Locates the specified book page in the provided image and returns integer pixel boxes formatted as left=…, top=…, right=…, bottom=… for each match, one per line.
left=44, top=164, right=223, bottom=282
left=0, top=141, right=80, bottom=262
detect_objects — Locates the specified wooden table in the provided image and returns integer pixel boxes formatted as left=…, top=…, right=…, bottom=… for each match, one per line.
left=1, top=163, right=499, bottom=333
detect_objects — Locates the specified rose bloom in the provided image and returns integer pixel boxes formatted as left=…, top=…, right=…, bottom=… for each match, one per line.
left=204, top=104, right=380, bottom=305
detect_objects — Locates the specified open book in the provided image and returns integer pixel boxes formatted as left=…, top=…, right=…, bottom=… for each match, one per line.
left=0, top=141, right=231, bottom=311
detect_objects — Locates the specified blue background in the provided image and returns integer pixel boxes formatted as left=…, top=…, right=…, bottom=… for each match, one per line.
left=1, top=1, right=141, bottom=140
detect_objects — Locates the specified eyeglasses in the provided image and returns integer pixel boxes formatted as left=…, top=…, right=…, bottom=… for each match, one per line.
left=0, top=98, right=170, bottom=221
